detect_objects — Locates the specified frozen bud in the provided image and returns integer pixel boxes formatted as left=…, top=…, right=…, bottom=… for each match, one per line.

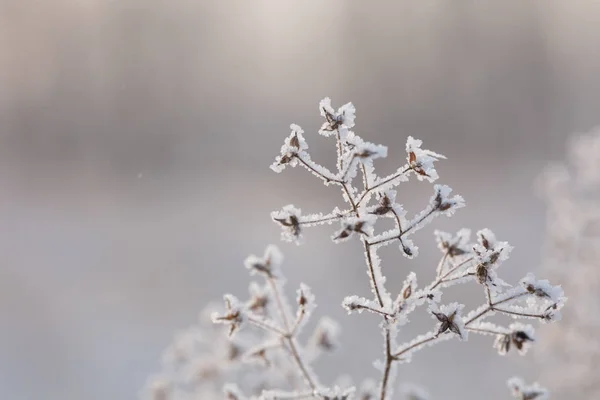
left=332, top=214, right=376, bottom=243
left=400, top=272, right=417, bottom=301
left=430, top=185, right=465, bottom=216
left=271, top=205, right=303, bottom=244
left=296, top=283, right=317, bottom=316
left=430, top=303, right=467, bottom=340
left=310, top=317, right=341, bottom=352
left=346, top=133, right=387, bottom=161
left=270, top=124, right=308, bottom=172
left=244, top=245, right=284, bottom=278
left=434, top=228, right=471, bottom=257
left=211, top=295, right=246, bottom=337
left=318, top=97, right=356, bottom=136
left=507, top=377, right=549, bottom=400
left=406, top=136, right=446, bottom=182
left=494, top=324, right=535, bottom=356
left=520, top=273, right=565, bottom=304
left=400, top=239, right=419, bottom=259
left=246, top=282, right=270, bottom=313
left=370, top=192, right=394, bottom=216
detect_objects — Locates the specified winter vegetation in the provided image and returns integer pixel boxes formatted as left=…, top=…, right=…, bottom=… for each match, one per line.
left=535, top=127, right=600, bottom=399
left=142, top=99, right=566, bottom=400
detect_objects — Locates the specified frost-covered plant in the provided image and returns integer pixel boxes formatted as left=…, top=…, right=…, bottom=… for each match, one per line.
left=507, top=377, right=549, bottom=400
left=535, top=127, right=600, bottom=399
left=143, top=99, right=567, bottom=400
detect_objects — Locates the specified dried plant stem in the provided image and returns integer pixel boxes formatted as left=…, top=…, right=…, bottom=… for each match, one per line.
left=267, top=277, right=318, bottom=391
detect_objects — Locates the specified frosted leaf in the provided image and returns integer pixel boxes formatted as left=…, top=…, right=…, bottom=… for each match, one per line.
left=244, top=245, right=284, bottom=278
left=270, top=124, right=309, bottom=173
left=429, top=302, right=468, bottom=340
left=212, top=295, right=247, bottom=337
left=332, top=214, right=376, bottom=243
left=507, top=377, right=549, bottom=400
left=318, top=97, right=356, bottom=136
left=398, top=383, right=430, bottom=400
left=406, top=136, right=446, bottom=182
left=434, top=228, right=472, bottom=257
left=497, top=323, right=535, bottom=356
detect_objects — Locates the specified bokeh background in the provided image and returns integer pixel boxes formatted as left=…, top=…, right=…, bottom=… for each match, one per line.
left=1, top=1, right=600, bottom=399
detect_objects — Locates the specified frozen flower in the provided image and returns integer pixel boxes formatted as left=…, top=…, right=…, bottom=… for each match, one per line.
left=406, top=136, right=446, bottom=182
left=244, top=245, right=284, bottom=278
left=332, top=214, right=376, bottom=243
left=520, top=273, right=565, bottom=305
left=308, top=317, right=341, bottom=352
left=271, top=205, right=303, bottom=244
left=472, top=229, right=513, bottom=290
left=212, top=295, right=247, bottom=337
left=430, top=185, right=465, bottom=216
left=434, top=228, right=471, bottom=257
left=271, top=124, right=308, bottom=173
left=430, top=302, right=467, bottom=340
left=494, top=323, right=535, bottom=356
left=319, top=97, right=356, bottom=136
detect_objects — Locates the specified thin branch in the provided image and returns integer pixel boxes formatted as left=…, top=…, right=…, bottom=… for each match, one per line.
left=355, top=165, right=412, bottom=207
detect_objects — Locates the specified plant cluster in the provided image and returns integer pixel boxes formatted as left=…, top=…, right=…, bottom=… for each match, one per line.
left=143, top=99, right=565, bottom=400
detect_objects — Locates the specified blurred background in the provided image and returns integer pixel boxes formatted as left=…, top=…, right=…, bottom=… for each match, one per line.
left=1, top=1, right=600, bottom=399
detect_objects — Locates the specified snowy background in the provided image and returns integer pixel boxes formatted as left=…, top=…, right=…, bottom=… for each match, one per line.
left=1, top=1, right=600, bottom=399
